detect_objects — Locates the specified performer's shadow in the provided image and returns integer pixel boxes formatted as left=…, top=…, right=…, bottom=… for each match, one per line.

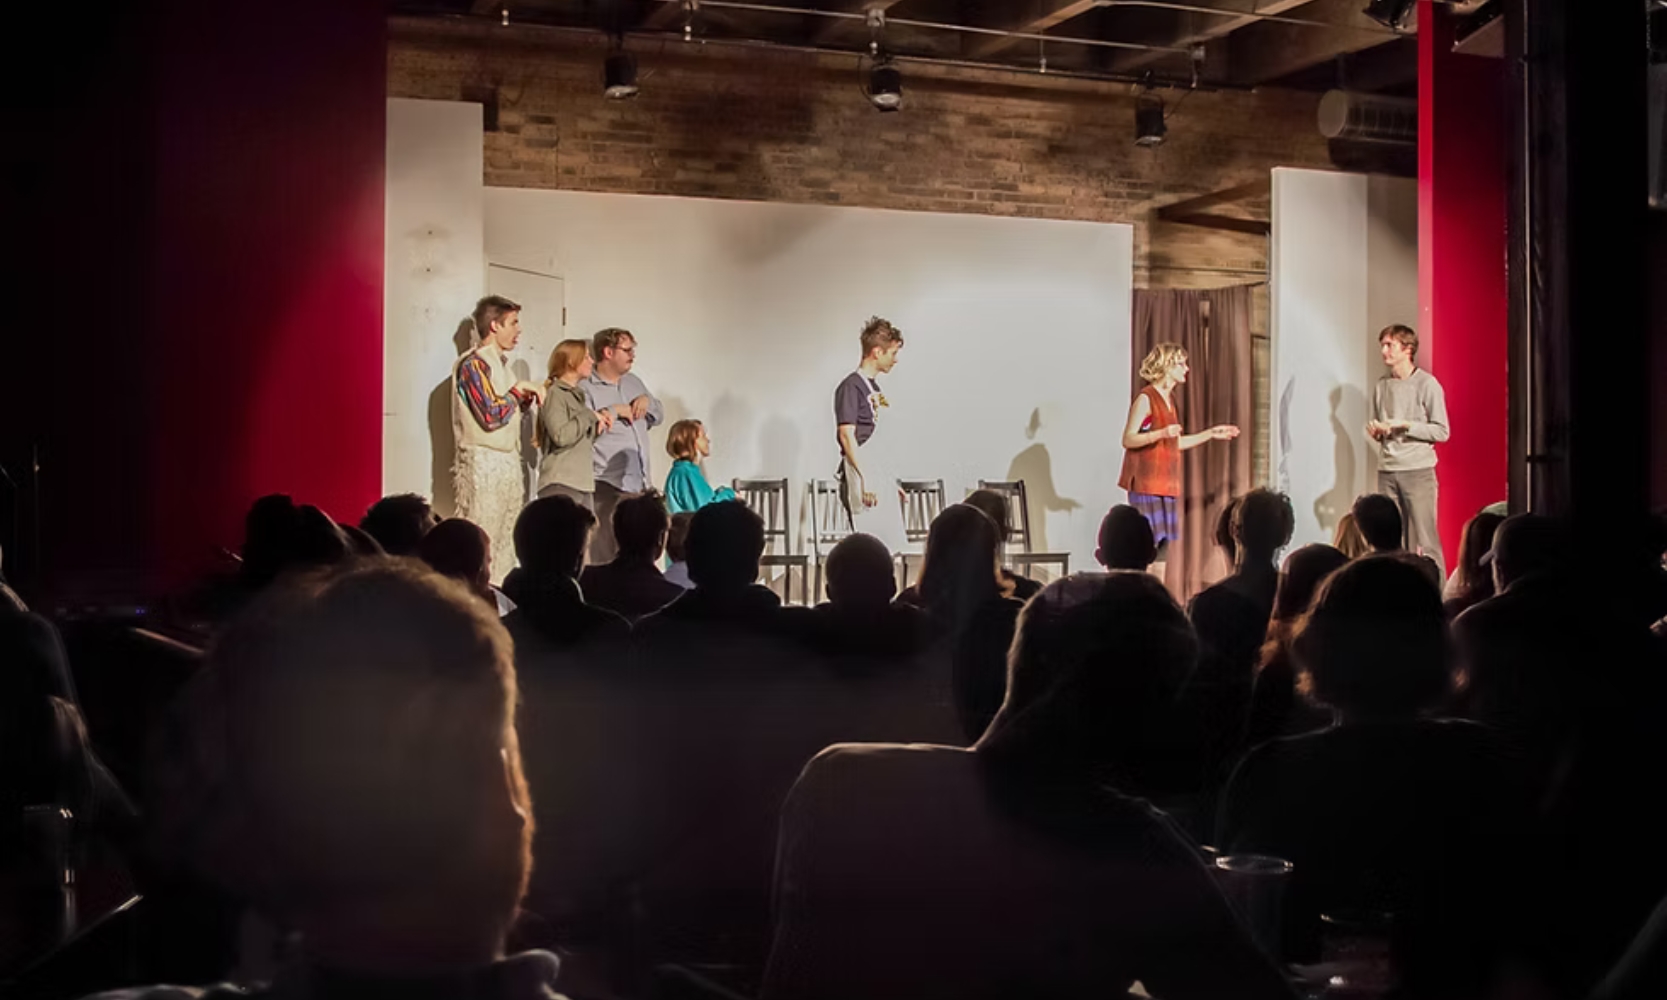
left=1313, top=384, right=1365, bottom=536
left=1005, top=442, right=1081, bottom=555
left=427, top=319, right=476, bottom=517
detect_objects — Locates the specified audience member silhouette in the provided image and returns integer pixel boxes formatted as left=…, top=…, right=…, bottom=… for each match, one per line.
left=663, top=511, right=695, bottom=590
left=1332, top=512, right=1370, bottom=560
left=131, top=560, right=564, bottom=1000
left=419, top=518, right=496, bottom=608
left=638, top=500, right=782, bottom=634
left=502, top=496, right=628, bottom=649
left=579, top=491, right=684, bottom=622
left=1442, top=510, right=1504, bottom=617
left=763, top=572, right=1296, bottom=1000
left=338, top=523, right=385, bottom=558
left=1213, top=495, right=1242, bottom=570
left=1096, top=504, right=1158, bottom=571
left=897, top=504, right=1023, bottom=743
left=1244, top=544, right=1351, bottom=748
left=785, top=533, right=930, bottom=660
left=962, top=488, right=1041, bottom=601
left=1218, top=554, right=1529, bottom=989
left=1353, top=492, right=1440, bottom=586
left=358, top=492, right=440, bottom=557
left=1351, top=494, right=1403, bottom=554
left=1182, top=488, right=1296, bottom=798
left=1452, top=515, right=1667, bottom=994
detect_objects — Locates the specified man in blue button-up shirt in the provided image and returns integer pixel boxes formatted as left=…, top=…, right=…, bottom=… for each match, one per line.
left=581, top=327, right=664, bottom=563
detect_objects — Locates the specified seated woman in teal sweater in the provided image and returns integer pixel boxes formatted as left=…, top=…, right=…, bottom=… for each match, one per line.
left=664, top=418, right=737, bottom=515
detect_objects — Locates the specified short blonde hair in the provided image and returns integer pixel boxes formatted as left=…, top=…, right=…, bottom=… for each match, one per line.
left=667, top=419, right=703, bottom=460
left=1138, top=343, right=1188, bottom=384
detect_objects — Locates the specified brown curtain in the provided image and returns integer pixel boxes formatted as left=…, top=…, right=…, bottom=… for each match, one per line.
left=1129, top=286, right=1255, bottom=602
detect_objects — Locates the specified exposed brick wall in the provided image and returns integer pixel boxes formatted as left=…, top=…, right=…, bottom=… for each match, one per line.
left=389, top=17, right=1334, bottom=484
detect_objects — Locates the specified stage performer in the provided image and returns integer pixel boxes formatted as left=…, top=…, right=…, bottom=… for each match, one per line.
left=1366, top=323, right=1450, bottom=578
left=452, top=294, right=545, bottom=583
left=834, top=316, right=905, bottom=550
left=534, top=338, right=614, bottom=509
left=1118, top=342, right=1240, bottom=571
left=581, top=327, right=664, bottom=565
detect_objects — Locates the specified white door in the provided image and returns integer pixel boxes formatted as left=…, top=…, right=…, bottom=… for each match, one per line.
left=487, top=264, right=566, bottom=500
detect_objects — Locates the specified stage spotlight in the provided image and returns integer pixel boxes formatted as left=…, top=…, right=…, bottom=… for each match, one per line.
left=1135, top=93, right=1166, bottom=147
left=1362, top=0, right=1416, bottom=30
left=603, top=50, right=639, bottom=100
left=867, top=58, right=902, bottom=112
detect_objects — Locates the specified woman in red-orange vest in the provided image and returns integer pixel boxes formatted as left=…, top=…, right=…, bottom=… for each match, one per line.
left=1118, top=343, right=1240, bottom=569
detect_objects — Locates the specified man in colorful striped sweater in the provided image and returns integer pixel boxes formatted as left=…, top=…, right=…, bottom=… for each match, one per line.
left=452, top=295, right=545, bottom=582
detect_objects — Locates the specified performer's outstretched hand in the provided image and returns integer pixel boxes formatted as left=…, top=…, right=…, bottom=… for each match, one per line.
left=862, top=491, right=878, bottom=508
left=1208, top=424, right=1241, bottom=440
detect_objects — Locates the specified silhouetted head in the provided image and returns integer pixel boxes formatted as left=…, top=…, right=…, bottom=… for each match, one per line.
left=1450, top=510, right=1506, bottom=600
left=1272, top=544, right=1351, bottom=624
left=1234, top=488, right=1297, bottom=563
left=1292, top=553, right=1451, bottom=720
left=157, top=560, right=531, bottom=961
left=359, top=494, right=440, bottom=557
left=963, top=489, right=1014, bottom=545
left=917, top=504, right=1006, bottom=631
left=513, top=496, right=595, bottom=580
left=1484, top=514, right=1576, bottom=591
left=665, top=512, right=694, bottom=565
left=1214, top=496, right=1243, bottom=565
left=419, top=519, right=494, bottom=605
left=825, top=533, right=896, bottom=610
left=338, top=524, right=385, bottom=558
left=686, top=501, right=765, bottom=590
left=1351, top=494, right=1404, bottom=552
left=979, top=572, right=1197, bottom=773
left=612, top=491, right=671, bottom=563
left=1333, top=512, right=1370, bottom=559
left=1096, top=505, right=1157, bottom=571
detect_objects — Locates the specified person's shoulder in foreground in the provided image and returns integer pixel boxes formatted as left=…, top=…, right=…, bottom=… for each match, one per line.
left=84, top=950, right=569, bottom=1000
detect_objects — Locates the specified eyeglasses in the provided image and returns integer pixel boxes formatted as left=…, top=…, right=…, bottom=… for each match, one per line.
left=615, top=345, right=637, bottom=356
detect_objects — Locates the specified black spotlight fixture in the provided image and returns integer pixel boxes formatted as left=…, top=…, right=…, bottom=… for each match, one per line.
left=867, top=57, right=902, bottom=112
left=1134, top=92, right=1166, bottom=147
left=1362, top=0, right=1416, bottom=30
left=603, top=48, right=639, bottom=100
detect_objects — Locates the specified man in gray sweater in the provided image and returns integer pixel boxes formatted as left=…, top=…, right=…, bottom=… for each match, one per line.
left=1367, top=324, right=1451, bottom=578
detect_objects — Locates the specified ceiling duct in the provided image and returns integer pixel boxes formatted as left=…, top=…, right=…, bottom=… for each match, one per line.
left=1318, top=89, right=1417, bottom=144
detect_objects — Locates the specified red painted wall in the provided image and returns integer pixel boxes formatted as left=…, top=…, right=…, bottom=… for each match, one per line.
left=1418, top=0, right=1510, bottom=566
left=143, top=1, right=386, bottom=592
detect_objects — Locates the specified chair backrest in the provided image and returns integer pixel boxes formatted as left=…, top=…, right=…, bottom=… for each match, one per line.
left=897, top=479, right=946, bottom=545
left=976, top=480, right=1032, bottom=553
left=808, top=480, right=850, bottom=561
left=732, top=478, right=790, bottom=554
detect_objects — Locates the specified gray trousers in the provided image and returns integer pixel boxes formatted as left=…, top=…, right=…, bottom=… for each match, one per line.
left=1378, top=467, right=1444, bottom=579
left=536, top=482, right=595, bottom=512
left=590, top=481, right=636, bottom=566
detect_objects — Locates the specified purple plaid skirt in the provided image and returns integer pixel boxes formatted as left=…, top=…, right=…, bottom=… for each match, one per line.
left=1128, top=492, right=1180, bottom=546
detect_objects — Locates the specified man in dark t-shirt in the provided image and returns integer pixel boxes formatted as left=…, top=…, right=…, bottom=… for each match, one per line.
left=835, top=318, right=904, bottom=544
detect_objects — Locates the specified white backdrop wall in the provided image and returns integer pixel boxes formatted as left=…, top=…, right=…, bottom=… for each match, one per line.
left=383, top=99, right=485, bottom=515
left=1271, top=168, right=1419, bottom=549
left=483, top=189, right=1134, bottom=570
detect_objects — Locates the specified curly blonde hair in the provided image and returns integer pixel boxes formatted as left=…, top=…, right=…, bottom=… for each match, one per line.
left=1138, top=343, right=1188, bottom=384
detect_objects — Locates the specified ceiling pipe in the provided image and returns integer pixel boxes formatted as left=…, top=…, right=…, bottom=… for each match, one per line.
left=394, top=13, right=1253, bottom=91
